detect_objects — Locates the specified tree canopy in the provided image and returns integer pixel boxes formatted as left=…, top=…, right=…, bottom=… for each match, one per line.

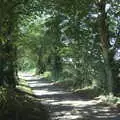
left=0, top=0, right=120, bottom=95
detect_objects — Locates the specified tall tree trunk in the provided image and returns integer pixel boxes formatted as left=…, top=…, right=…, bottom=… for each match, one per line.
left=36, top=49, right=46, bottom=75
left=98, top=0, right=113, bottom=94
left=0, top=24, right=17, bottom=88
left=36, top=57, right=46, bottom=74
left=52, top=54, right=62, bottom=81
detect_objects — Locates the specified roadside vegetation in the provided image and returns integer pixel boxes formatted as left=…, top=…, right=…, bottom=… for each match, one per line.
left=0, top=87, right=49, bottom=120
left=0, top=0, right=120, bottom=119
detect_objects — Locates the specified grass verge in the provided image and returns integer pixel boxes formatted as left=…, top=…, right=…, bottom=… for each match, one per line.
left=0, top=87, right=49, bottom=120
left=17, top=78, right=33, bottom=94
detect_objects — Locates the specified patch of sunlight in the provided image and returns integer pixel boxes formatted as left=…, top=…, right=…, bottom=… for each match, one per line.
left=92, top=107, right=110, bottom=113
left=19, top=75, right=33, bottom=80
left=28, top=83, right=53, bottom=87
left=17, top=85, right=33, bottom=94
left=95, top=115, right=117, bottom=119
left=17, top=79, right=33, bottom=94
left=50, top=99, right=99, bottom=107
left=27, top=81, right=38, bottom=84
left=53, top=113, right=81, bottom=120
left=32, top=90, right=65, bottom=96
left=53, top=110, right=82, bottom=119
left=18, top=72, right=41, bottom=80
left=43, top=99, right=57, bottom=102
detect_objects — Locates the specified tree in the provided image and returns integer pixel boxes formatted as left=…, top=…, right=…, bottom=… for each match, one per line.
left=5, top=0, right=119, bottom=95
left=97, top=0, right=113, bottom=94
left=0, top=0, right=35, bottom=87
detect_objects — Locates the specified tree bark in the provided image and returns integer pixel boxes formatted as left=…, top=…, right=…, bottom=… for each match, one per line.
left=0, top=23, right=17, bottom=87
left=98, top=0, right=113, bottom=94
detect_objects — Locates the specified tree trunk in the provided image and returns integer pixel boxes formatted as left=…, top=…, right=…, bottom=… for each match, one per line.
left=52, top=53, right=62, bottom=81
left=98, top=0, right=113, bottom=94
left=0, top=24, right=17, bottom=87
left=36, top=54, right=46, bottom=75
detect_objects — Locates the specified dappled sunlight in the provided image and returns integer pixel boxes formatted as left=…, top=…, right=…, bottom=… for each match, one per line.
left=20, top=73, right=120, bottom=120
left=1, top=0, right=120, bottom=120
left=52, top=112, right=81, bottom=120
left=27, top=81, right=38, bottom=84
left=32, top=90, right=65, bottom=96
left=18, top=72, right=41, bottom=80
left=49, top=99, right=99, bottom=107
left=28, top=82, right=53, bottom=87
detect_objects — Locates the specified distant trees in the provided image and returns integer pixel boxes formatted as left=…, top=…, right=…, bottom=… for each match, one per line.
left=32, top=0, right=120, bottom=95
left=1, top=0, right=119, bottom=95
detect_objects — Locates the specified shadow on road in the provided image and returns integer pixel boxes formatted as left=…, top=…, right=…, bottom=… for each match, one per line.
left=20, top=73, right=120, bottom=120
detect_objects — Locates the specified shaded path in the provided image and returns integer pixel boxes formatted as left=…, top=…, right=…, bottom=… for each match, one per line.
left=20, top=73, right=120, bottom=120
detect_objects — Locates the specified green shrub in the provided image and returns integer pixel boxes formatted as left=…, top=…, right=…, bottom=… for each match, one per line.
left=0, top=87, right=49, bottom=120
left=100, top=94, right=120, bottom=105
left=43, top=71, right=52, bottom=81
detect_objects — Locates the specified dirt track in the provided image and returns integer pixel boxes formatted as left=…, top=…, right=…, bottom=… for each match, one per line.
left=21, top=73, right=120, bottom=120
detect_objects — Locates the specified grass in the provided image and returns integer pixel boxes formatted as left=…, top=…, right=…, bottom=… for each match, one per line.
left=0, top=76, right=50, bottom=120
left=42, top=71, right=52, bottom=81
left=98, top=94, right=120, bottom=105
left=72, top=86, right=100, bottom=99
left=17, top=79, right=33, bottom=94
left=0, top=86, right=49, bottom=120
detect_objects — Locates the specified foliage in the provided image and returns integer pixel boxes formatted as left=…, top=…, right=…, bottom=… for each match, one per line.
left=0, top=0, right=120, bottom=96
left=43, top=71, right=52, bottom=81
left=99, top=94, right=120, bottom=105
left=15, top=0, right=120, bottom=96
left=0, top=87, right=49, bottom=120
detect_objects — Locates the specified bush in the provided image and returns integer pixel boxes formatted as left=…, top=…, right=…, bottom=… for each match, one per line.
left=0, top=87, right=49, bottom=120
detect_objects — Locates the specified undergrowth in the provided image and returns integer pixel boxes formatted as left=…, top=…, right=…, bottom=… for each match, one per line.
left=43, top=71, right=120, bottom=105
left=0, top=87, right=49, bottom=120
left=98, top=94, right=120, bottom=106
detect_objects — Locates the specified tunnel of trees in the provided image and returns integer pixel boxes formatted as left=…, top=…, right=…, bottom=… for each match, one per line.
left=0, top=0, right=120, bottom=119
